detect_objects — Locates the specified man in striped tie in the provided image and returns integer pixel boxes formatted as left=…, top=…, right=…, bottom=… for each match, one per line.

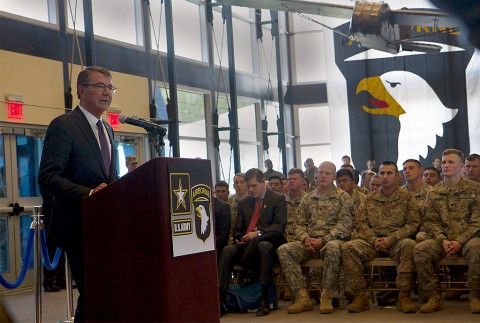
left=218, top=168, right=287, bottom=316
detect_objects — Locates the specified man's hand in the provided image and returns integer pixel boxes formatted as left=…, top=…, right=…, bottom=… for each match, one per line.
left=443, top=240, right=461, bottom=257
left=235, top=239, right=246, bottom=246
left=374, top=237, right=390, bottom=252
left=91, top=183, right=108, bottom=194
left=240, top=231, right=259, bottom=244
left=303, top=237, right=323, bottom=253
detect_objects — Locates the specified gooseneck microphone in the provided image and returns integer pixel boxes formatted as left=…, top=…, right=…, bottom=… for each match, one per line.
left=119, top=115, right=166, bottom=134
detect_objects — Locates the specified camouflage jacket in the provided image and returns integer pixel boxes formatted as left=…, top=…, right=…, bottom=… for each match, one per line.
left=285, top=190, right=307, bottom=238
left=293, top=186, right=354, bottom=243
left=423, top=178, right=480, bottom=245
left=356, top=186, right=421, bottom=246
left=351, top=189, right=367, bottom=213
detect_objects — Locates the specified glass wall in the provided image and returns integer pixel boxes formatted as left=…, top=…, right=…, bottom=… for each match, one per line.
left=216, top=98, right=259, bottom=184
left=16, top=136, right=43, bottom=198
left=0, top=0, right=53, bottom=23
left=264, top=102, right=282, bottom=174
left=159, top=88, right=207, bottom=159
left=298, top=105, right=332, bottom=165
left=66, top=0, right=141, bottom=46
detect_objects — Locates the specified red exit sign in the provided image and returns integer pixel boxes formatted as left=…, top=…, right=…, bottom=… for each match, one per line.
left=7, top=100, right=23, bottom=119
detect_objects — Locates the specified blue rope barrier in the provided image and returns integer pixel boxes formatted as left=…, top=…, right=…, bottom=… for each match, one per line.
left=0, top=228, right=35, bottom=289
left=41, top=229, right=62, bottom=270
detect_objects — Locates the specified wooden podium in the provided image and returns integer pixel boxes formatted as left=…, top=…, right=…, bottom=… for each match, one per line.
left=83, top=158, right=220, bottom=322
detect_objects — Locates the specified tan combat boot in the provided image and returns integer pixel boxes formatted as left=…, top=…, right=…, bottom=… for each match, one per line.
left=470, top=290, right=480, bottom=314
left=347, top=290, right=370, bottom=313
left=319, top=290, right=334, bottom=314
left=419, top=291, right=443, bottom=313
left=397, top=291, right=416, bottom=313
left=287, top=288, right=313, bottom=314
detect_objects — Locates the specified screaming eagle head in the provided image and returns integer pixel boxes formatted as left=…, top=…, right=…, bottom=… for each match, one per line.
left=195, top=205, right=209, bottom=235
left=356, top=70, right=458, bottom=164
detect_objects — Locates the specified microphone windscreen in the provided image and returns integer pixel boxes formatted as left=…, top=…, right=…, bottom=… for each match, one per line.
left=119, top=115, right=127, bottom=124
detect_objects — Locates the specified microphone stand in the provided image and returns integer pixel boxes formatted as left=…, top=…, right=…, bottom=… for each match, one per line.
left=146, top=120, right=168, bottom=157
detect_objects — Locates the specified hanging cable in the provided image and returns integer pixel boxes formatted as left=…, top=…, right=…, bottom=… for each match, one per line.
left=210, top=7, right=234, bottom=181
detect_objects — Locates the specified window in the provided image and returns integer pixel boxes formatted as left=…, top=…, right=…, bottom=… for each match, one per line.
left=67, top=0, right=141, bottom=46
left=216, top=98, right=258, bottom=180
left=264, top=102, right=282, bottom=173
left=298, top=105, right=332, bottom=164
left=0, top=0, right=54, bottom=24
left=158, top=88, right=207, bottom=158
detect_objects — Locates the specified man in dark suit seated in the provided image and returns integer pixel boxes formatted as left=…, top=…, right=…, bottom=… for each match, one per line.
left=218, top=168, right=287, bottom=316
left=214, top=197, right=231, bottom=262
left=39, top=66, right=118, bottom=322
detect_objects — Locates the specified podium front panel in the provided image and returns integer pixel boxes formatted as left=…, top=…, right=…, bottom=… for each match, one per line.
left=84, top=157, right=220, bottom=322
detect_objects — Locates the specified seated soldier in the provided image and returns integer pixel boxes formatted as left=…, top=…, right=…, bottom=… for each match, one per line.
left=268, top=175, right=283, bottom=194
left=414, top=149, right=480, bottom=314
left=423, top=167, right=442, bottom=186
left=342, top=161, right=420, bottom=314
left=277, top=162, right=354, bottom=314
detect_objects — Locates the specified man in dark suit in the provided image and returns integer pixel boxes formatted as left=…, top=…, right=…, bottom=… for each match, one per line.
left=218, top=168, right=287, bottom=316
left=214, top=197, right=231, bottom=262
left=39, top=66, right=117, bottom=322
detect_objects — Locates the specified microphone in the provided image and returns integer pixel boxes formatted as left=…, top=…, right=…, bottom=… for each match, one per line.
left=119, top=115, right=167, bottom=134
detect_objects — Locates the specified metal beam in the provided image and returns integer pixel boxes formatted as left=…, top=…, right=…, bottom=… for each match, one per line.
left=224, top=6, right=241, bottom=174
left=165, top=0, right=180, bottom=157
left=83, top=0, right=95, bottom=66
left=272, top=12, right=287, bottom=176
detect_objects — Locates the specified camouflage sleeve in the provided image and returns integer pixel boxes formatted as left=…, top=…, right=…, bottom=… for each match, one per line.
left=323, top=192, right=354, bottom=243
left=456, top=190, right=480, bottom=245
left=355, top=200, right=376, bottom=245
left=293, top=197, right=311, bottom=243
left=386, top=195, right=421, bottom=246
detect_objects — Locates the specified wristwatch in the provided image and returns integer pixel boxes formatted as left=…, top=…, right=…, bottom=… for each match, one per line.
left=257, top=230, right=262, bottom=236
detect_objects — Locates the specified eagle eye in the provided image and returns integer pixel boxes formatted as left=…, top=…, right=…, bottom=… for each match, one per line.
left=386, top=80, right=401, bottom=88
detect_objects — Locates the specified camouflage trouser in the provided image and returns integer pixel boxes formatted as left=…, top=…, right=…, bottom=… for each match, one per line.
left=414, top=237, right=480, bottom=293
left=416, top=231, right=430, bottom=243
left=277, top=240, right=344, bottom=292
left=342, top=238, right=416, bottom=293
left=286, top=221, right=294, bottom=242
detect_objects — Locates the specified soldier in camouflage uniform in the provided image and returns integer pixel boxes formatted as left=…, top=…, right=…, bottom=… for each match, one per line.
left=335, top=168, right=367, bottom=302
left=227, top=173, right=248, bottom=244
left=284, top=168, right=308, bottom=241
left=414, top=149, right=480, bottom=314
left=335, top=169, right=366, bottom=212
left=277, top=161, right=354, bottom=314
left=342, top=161, right=421, bottom=314
left=281, top=168, right=307, bottom=300
left=341, top=164, right=370, bottom=195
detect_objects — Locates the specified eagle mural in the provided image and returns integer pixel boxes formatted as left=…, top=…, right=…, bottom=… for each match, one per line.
left=356, top=70, right=458, bottom=165
left=334, top=19, right=474, bottom=168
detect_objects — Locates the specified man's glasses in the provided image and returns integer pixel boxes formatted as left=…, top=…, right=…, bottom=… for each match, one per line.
left=82, top=83, right=117, bottom=94
left=316, top=171, right=335, bottom=176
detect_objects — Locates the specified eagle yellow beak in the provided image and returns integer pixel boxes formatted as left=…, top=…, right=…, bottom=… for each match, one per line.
left=356, top=76, right=406, bottom=118
left=195, top=206, right=201, bottom=218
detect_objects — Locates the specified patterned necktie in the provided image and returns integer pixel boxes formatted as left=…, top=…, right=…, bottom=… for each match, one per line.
left=246, top=198, right=262, bottom=233
left=96, top=120, right=111, bottom=175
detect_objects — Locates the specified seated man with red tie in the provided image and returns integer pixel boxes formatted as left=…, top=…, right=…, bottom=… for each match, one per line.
left=218, top=168, right=287, bottom=316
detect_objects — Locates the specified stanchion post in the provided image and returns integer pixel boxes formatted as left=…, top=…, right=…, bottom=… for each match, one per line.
left=32, top=206, right=43, bottom=323
left=64, top=254, right=75, bottom=322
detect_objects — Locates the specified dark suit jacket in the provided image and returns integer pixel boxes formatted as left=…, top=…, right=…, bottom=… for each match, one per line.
left=214, top=197, right=231, bottom=253
left=234, top=189, right=287, bottom=247
left=39, top=106, right=117, bottom=251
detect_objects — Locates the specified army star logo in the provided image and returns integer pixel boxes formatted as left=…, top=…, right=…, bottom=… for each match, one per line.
left=170, top=173, right=191, bottom=215
left=174, top=179, right=187, bottom=210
